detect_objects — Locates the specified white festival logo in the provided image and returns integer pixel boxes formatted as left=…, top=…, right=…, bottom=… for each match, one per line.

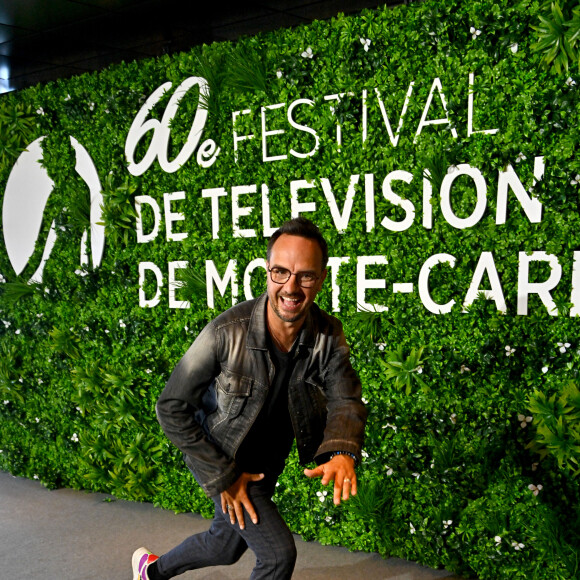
left=125, top=76, right=219, bottom=175
left=2, top=136, right=105, bottom=283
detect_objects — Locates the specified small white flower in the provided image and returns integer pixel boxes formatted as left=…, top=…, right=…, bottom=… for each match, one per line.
left=18, top=378, right=23, bottom=383
left=385, top=465, right=394, bottom=476
left=3, top=320, right=11, bottom=328
left=3, top=400, right=9, bottom=405
left=412, top=472, right=420, bottom=479
left=557, top=342, right=571, bottom=353
left=71, top=433, right=79, bottom=442
left=89, top=102, right=95, bottom=111
left=74, top=269, right=88, bottom=277
left=38, top=379, right=43, bottom=384
left=447, top=165, right=458, bottom=174
left=105, top=109, right=110, bottom=114
left=362, top=397, right=368, bottom=404
left=518, top=414, right=533, bottom=428
left=0, top=274, right=5, bottom=283
left=511, top=541, right=525, bottom=550
left=494, top=535, right=502, bottom=545
left=84, top=327, right=89, bottom=331
left=570, top=174, right=580, bottom=185
left=410, top=523, right=416, bottom=534
left=15, top=329, right=21, bottom=335
left=515, top=152, right=527, bottom=163
left=415, top=366, right=423, bottom=374
left=443, top=519, right=453, bottom=529
left=510, top=43, right=518, bottom=54
left=325, top=515, right=333, bottom=523
left=505, top=345, right=516, bottom=356
left=35, top=417, right=40, bottom=423
left=528, top=483, right=543, bottom=496
left=542, top=366, right=548, bottom=373
left=376, top=342, right=386, bottom=351
left=566, top=77, right=576, bottom=87
left=119, top=320, right=126, bottom=328
left=36, top=107, right=45, bottom=115
left=44, top=288, right=50, bottom=294
left=316, top=490, right=328, bottom=502
left=460, top=364, right=470, bottom=373
left=362, top=450, right=369, bottom=458
left=276, top=70, right=283, bottom=79
left=65, top=94, right=71, bottom=101
left=382, top=423, right=397, bottom=432
left=104, top=329, right=110, bottom=334
left=145, top=369, right=152, bottom=374
left=33, top=474, right=39, bottom=480
left=301, top=47, right=313, bottom=59
left=470, top=26, right=482, bottom=40
left=360, top=37, right=371, bottom=52
left=450, top=413, right=457, bottom=424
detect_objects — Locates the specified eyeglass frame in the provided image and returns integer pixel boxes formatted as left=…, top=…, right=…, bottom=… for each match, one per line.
left=267, top=266, right=324, bottom=288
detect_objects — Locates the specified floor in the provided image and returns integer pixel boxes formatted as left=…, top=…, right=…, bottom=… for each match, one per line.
left=0, top=470, right=462, bottom=579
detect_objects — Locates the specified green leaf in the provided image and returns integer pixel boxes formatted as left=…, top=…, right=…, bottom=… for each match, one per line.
left=531, top=1, right=579, bottom=73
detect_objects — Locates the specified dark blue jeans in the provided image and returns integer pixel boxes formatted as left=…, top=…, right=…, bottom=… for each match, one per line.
left=155, top=476, right=297, bottom=579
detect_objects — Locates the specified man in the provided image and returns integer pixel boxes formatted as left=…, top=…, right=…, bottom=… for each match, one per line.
left=132, top=217, right=367, bottom=580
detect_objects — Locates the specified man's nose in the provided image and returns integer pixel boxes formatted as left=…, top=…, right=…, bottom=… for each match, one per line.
left=283, top=273, right=301, bottom=293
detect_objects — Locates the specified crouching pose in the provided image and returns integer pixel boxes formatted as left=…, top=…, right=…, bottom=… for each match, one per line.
left=132, top=218, right=367, bottom=580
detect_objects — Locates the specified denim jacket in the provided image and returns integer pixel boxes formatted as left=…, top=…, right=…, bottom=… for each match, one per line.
left=156, top=292, right=367, bottom=497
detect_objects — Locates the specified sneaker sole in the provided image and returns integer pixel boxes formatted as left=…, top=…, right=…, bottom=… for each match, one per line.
left=132, top=547, right=147, bottom=580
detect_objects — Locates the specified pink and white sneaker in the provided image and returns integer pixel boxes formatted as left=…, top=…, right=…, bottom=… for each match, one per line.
left=132, top=547, right=159, bottom=580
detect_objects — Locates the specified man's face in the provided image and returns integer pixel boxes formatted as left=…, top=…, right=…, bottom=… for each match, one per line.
left=266, top=234, right=327, bottom=324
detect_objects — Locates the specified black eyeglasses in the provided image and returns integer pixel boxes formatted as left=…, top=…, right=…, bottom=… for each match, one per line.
left=268, top=267, right=321, bottom=288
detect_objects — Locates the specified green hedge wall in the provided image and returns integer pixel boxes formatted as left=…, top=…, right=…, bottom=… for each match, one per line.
left=1, top=1, right=580, bottom=578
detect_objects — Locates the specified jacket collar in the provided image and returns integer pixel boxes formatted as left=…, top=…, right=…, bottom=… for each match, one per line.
left=246, top=292, right=316, bottom=351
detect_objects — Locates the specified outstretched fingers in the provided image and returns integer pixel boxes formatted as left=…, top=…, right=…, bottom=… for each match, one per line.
left=305, top=454, right=357, bottom=506
left=220, top=472, right=264, bottom=530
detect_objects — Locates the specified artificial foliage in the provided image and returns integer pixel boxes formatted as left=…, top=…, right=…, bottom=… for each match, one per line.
left=1, top=1, right=580, bottom=578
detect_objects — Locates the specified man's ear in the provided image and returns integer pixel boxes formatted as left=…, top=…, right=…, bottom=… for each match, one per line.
left=319, top=269, right=328, bottom=287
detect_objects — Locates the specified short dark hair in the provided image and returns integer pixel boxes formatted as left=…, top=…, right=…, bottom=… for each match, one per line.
left=266, top=217, right=329, bottom=270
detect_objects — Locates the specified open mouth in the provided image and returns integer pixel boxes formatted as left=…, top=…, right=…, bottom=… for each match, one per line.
left=279, top=295, right=303, bottom=311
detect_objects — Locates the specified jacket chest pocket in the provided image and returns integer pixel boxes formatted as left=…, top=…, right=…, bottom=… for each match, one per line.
left=216, top=372, right=253, bottom=419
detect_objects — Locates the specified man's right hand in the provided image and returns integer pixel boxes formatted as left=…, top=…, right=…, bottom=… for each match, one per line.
left=220, top=472, right=265, bottom=530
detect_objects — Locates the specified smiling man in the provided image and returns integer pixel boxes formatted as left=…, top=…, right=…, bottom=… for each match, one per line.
left=133, top=217, right=367, bottom=580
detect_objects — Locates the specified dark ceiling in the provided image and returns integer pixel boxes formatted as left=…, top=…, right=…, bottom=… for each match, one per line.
left=0, top=0, right=405, bottom=95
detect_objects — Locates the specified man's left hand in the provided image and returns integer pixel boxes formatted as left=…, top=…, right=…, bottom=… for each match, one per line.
left=303, top=454, right=357, bottom=505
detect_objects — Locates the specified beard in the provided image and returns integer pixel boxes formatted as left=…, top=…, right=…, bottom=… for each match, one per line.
left=268, top=292, right=308, bottom=323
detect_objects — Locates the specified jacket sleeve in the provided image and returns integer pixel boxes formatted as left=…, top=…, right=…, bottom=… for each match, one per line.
left=314, top=321, right=367, bottom=465
left=155, top=322, right=241, bottom=497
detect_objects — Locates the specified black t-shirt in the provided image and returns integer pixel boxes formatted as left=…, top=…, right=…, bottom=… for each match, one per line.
left=235, top=335, right=297, bottom=476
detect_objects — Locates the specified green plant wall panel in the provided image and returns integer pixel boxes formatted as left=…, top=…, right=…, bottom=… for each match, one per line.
left=1, top=0, right=579, bottom=578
